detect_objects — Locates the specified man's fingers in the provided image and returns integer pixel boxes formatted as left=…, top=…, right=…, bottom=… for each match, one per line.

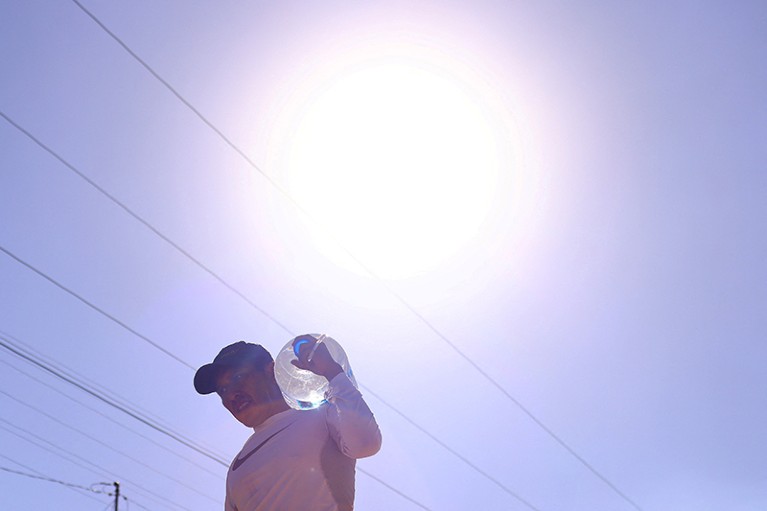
left=291, top=352, right=318, bottom=371
left=292, top=338, right=311, bottom=358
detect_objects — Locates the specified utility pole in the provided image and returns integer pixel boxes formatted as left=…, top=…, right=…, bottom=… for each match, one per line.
left=113, top=481, right=120, bottom=511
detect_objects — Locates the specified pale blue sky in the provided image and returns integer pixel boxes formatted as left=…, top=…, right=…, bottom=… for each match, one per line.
left=1, top=1, right=766, bottom=510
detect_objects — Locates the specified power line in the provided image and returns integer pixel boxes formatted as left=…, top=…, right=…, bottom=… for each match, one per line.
left=361, top=384, right=542, bottom=510
left=1, top=109, right=542, bottom=510
left=0, top=332, right=229, bottom=466
left=0, top=327, right=195, bottom=441
left=0, top=109, right=293, bottom=337
left=0, top=421, right=187, bottom=511
left=0, top=354, right=430, bottom=511
left=0, top=466, right=110, bottom=495
left=0, top=326, right=225, bottom=464
left=0, top=99, right=541, bottom=506
left=120, top=496, right=153, bottom=511
left=0, top=239, right=194, bottom=371
left=0, top=355, right=222, bottom=479
left=63, top=4, right=642, bottom=510
left=0, top=389, right=220, bottom=503
left=0, top=223, right=536, bottom=509
left=1, top=458, right=149, bottom=511
left=91, top=483, right=135, bottom=511
left=0, top=331, right=432, bottom=510
left=0, top=465, right=126, bottom=509
left=356, top=469, right=432, bottom=511
left=0, top=454, right=107, bottom=505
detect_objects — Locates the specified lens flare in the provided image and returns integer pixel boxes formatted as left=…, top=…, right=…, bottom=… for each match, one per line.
left=284, top=61, right=503, bottom=279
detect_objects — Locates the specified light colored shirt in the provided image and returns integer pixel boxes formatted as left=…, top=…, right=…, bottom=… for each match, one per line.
left=225, top=373, right=382, bottom=511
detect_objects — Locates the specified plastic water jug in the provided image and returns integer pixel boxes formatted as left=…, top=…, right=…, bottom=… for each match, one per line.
left=274, top=333, right=357, bottom=409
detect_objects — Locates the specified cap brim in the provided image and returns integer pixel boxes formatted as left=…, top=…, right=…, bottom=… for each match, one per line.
left=194, top=363, right=226, bottom=395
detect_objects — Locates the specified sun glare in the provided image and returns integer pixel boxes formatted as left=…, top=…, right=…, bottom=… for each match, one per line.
left=282, top=60, right=505, bottom=280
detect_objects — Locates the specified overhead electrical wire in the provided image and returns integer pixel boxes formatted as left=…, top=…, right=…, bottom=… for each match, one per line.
left=0, top=222, right=194, bottom=370
left=1, top=4, right=641, bottom=509
left=0, top=332, right=228, bottom=466
left=1, top=439, right=153, bottom=511
left=2, top=108, right=541, bottom=510
left=0, top=114, right=538, bottom=507
left=0, top=109, right=293, bottom=338
left=0, top=421, right=187, bottom=511
left=0, top=389, right=220, bottom=504
left=0, top=466, right=122, bottom=508
left=0, top=327, right=197, bottom=443
left=0, top=222, right=535, bottom=508
left=0, top=454, right=107, bottom=505
left=62, top=3, right=643, bottom=510
left=0, top=331, right=432, bottom=511
left=0, top=458, right=162, bottom=511
left=0, top=327, right=225, bottom=466
left=0, top=356, right=222, bottom=479
left=0, top=465, right=106, bottom=494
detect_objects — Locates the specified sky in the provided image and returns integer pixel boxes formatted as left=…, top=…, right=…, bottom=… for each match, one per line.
left=1, top=1, right=766, bottom=510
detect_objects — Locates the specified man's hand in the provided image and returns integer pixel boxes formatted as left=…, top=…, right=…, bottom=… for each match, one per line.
left=291, top=335, right=343, bottom=381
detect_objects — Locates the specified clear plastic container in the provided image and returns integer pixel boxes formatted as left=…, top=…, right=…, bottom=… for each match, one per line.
left=274, top=334, right=357, bottom=410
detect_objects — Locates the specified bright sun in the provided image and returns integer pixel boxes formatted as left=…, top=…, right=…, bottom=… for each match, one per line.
left=284, top=61, right=503, bottom=280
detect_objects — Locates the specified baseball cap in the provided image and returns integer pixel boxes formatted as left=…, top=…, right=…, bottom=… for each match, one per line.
left=194, top=341, right=273, bottom=395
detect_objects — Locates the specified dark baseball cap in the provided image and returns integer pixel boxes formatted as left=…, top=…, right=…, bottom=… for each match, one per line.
left=194, top=341, right=273, bottom=395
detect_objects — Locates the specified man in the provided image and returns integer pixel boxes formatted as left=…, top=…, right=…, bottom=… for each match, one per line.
left=194, top=336, right=382, bottom=511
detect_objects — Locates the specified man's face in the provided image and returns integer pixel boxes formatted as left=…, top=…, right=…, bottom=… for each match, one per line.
left=215, top=363, right=275, bottom=427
